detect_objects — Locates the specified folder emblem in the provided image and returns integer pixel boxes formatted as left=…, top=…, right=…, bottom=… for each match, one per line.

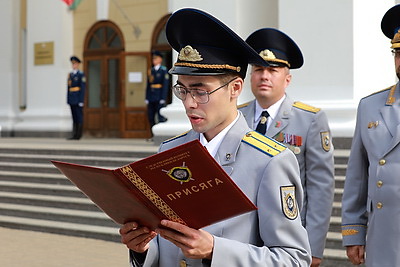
left=165, top=164, right=193, bottom=183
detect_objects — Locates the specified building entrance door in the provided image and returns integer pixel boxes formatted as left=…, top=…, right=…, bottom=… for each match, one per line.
left=85, top=56, right=120, bottom=137
left=83, top=20, right=124, bottom=137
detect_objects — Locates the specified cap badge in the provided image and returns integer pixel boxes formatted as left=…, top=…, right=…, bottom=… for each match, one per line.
left=178, top=45, right=203, bottom=62
left=259, top=49, right=276, bottom=61
left=392, top=29, right=400, bottom=47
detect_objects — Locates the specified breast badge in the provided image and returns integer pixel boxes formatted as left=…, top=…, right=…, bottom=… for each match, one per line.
left=280, top=186, right=298, bottom=220
left=320, top=131, right=331, bottom=152
left=367, top=121, right=379, bottom=129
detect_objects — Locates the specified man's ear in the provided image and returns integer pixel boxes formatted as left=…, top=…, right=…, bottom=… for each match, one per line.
left=230, top=77, right=243, bottom=98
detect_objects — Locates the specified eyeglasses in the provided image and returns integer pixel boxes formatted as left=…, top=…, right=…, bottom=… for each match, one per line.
left=173, top=77, right=238, bottom=104
left=392, top=49, right=400, bottom=57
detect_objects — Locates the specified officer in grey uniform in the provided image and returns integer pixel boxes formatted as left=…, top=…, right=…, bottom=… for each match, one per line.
left=341, top=4, right=400, bottom=266
left=239, top=28, right=334, bottom=267
left=119, top=9, right=311, bottom=267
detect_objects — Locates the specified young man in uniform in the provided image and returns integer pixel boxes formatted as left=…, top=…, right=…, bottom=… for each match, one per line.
left=119, top=9, right=311, bottom=267
left=341, top=4, right=400, bottom=265
left=67, top=56, right=86, bottom=140
left=239, top=28, right=334, bottom=267
left=146, top=50, right=169, bottom=130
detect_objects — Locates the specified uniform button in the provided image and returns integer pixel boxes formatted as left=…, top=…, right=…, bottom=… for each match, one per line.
left=377, top=180, right=383, bottom=187
left=379, top=159, right=386, bottom=165
left=180, top=260, right=187, bottom=267
left=376, top=202, right=383, bottom=209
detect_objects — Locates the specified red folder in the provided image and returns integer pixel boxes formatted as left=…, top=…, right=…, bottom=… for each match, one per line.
left=52, top=140, right=256, bottom=230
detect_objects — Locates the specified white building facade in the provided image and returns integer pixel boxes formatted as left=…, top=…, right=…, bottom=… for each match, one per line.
left=0, top=0, right=398, bottom=141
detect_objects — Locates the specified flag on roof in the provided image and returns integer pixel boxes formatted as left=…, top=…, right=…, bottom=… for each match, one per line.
left=62, top=0, right=82, bottom=10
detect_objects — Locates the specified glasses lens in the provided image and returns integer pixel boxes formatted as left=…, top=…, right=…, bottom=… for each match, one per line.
left=191, top=89, right=209, bottom=104
left=173, top=85, right=187, bottom=100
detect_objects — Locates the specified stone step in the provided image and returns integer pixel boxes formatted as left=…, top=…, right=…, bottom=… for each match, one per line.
left=325, top=231, right=343, bottom=250
left=0, top=191, right=99, bottom=211
left=335, top=175, right=345, bottom=189
left=334, top=188, right=344, bottom=202
left=0, top=202, right=117, bottom=227
left=0, top=152, right=138, bottom=167
left=0, top=170, right=71, bottom=184
left=331, top=201, right=342, bottom=217
left=0, top=180, right=84, bottom=197
left=334, top=164, right=347, bottom=176
left=0, top=215, right=120, bottom=242
left=0, top=161, right=68, bottom=174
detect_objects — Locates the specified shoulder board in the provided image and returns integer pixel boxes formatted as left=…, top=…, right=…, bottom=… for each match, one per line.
left=237, top=101, right=251, bottom=109
left=362, top=85, right=394, bottom=99
left=162, top=131, right=189, bottom=144
left=292, top=101, right=320, bottom=113
left=242, top=131, right=286, bottom=157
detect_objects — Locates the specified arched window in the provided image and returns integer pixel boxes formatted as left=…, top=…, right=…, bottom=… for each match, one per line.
left=85, top=20, right=124, bottom=56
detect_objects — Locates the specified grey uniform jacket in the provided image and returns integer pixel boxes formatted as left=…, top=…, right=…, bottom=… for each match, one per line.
left=131, top=113, right=311, bottom=266
left=239, top=97, right=335, bottom=258
left=341, top=84, right=400, bottom=266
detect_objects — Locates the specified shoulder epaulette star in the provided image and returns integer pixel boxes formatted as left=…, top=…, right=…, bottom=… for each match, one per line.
left=162, top=131, right=189, bottom=144
left=242, top=131, right=286, bottom=157
left=292, top=101, right=320, bottom=113
left=237, top=101, right=251, bottom=109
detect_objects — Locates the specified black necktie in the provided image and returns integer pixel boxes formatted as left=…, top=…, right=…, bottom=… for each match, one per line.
left=255, top=111, right=269, bottom=135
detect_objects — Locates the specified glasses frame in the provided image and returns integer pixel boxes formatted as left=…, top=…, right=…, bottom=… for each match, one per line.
left=391, top=49, right=400, bottom=57
left=173, top=77, right=238, bottom=104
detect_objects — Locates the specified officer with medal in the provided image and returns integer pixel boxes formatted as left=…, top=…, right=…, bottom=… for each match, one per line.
left=67, top=56, right=86, bottom=140
left=119, top=8, right=311, bottom=267
left=341, top=4, right=400, bottom=265
left=146, top=50, right=169, bottom=131
left=239, top=28, right=334, bottom=266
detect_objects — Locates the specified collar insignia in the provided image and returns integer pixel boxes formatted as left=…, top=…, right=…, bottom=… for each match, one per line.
left=178, top=45, right=203, bottom=62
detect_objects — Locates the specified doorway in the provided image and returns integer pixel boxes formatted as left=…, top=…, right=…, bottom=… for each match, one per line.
left=83, top=21, right=124, bottom=137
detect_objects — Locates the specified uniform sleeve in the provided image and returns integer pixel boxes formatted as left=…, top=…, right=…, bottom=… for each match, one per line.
left=341, top=101, right=369, bottom=246
left=79, top=72, right=86, bottom=103
left=303, top=111, right=335, bottom=258
left=145, top=69, right=152, bottom=101
left=210, top=149, right=311, bottom=266
left=161, top=68, right=170, bottom=101
left=130, top=236, right=159, bottom=267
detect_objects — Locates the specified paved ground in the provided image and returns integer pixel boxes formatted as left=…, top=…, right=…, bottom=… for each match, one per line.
left=0, top=227, right=129, bottom=267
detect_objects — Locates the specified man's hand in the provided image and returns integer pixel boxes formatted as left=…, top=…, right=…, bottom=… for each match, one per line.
left=156, top=220, right=214, bottom=260
left=311, top=256, right=322, bottom=267
left=346, top=245, right=365, bottom=265
left=119, top=222, right=157, bottom=253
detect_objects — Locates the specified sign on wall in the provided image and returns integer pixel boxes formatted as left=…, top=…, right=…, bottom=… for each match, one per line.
left=34, top=42, right=54, bottom=65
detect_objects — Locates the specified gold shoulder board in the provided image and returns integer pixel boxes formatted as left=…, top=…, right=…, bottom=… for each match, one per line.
left=293, top=101, right=321, bottom=113
left=364, top=85, right=393, bottom=98
left=237, top=101, right=251, bottom=109
left=162, top=131, right=189, bottom=144
left=242, top=131, right=286, bottom=157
